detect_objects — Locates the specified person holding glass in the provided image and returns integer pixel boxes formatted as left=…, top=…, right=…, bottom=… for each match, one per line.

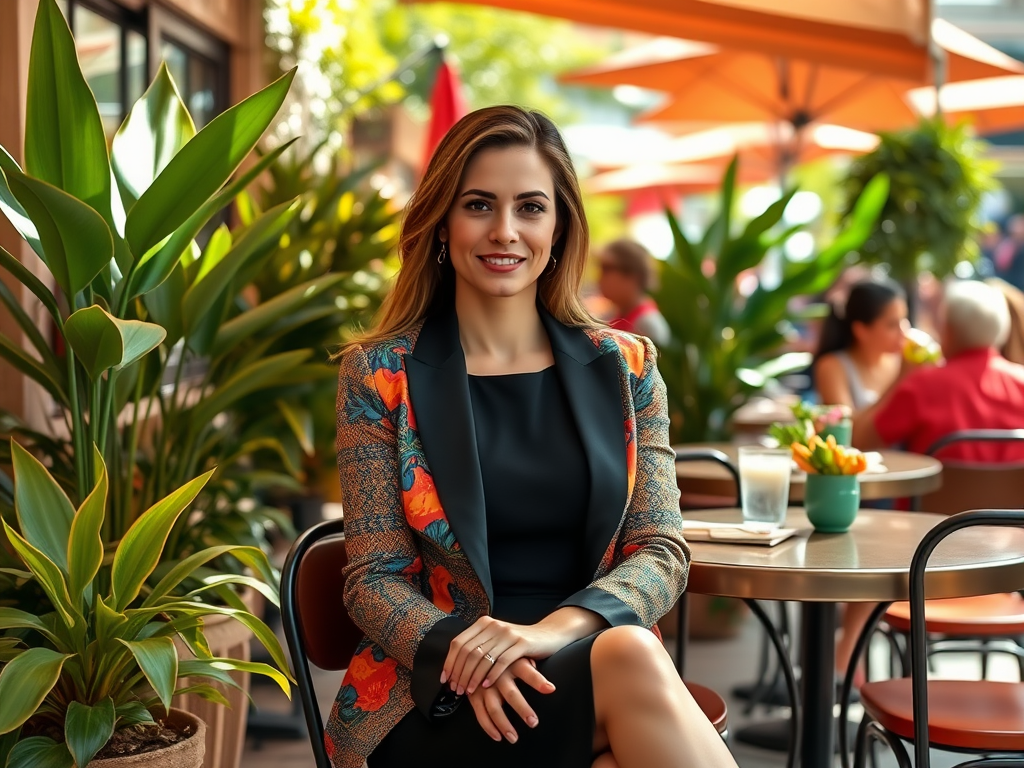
left=325, top=106, right=737, bottom=768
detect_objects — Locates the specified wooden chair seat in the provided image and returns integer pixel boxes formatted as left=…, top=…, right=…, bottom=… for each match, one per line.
left=860, top=678, right=1024, bottom=752
left=884, top=593, right=1024, bottom=636
left=686, top=681, right=728, bottom=735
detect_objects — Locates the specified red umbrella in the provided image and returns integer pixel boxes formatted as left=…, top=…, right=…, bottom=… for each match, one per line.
left=422, top=57, right=468, bottom=171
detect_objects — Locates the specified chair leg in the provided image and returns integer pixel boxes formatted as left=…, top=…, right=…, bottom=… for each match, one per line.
left=854, top=718, right=912, bottom=768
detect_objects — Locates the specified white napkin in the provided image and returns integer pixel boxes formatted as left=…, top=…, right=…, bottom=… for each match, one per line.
left=681, top=520, right=799, bottom=545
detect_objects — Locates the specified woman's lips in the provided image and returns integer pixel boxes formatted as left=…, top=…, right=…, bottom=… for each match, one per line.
left=477, top=254, right=526, bottom=273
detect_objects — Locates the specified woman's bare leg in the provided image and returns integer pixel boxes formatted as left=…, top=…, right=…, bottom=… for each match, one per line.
left=590, top=625, right=738, bottom=768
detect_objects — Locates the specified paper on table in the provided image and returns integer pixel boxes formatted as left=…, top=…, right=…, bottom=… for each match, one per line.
left=681, top=520, right=799, bottom=546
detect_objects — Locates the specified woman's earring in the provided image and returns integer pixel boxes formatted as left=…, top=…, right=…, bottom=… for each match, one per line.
left=437, top=243, right=448, bottom=264
left=545, top=255, right=557, bottom=274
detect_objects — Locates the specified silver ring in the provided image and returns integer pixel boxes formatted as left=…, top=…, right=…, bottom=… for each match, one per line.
left=484, top=653, right=495, bottom=664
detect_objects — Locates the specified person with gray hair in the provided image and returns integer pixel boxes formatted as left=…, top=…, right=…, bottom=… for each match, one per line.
left=852, top=279, right=1024, bottom=463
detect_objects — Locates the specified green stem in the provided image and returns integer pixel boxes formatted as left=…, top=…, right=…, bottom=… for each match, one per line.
left=65, top=350, right=88, bottom=504
left=123, top=370, right=146, bottom=531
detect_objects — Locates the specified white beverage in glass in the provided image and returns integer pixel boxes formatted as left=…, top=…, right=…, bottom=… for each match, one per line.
left=738, top=447, right=791, bottom=528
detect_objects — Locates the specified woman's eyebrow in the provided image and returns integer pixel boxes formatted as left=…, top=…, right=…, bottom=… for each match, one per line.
left=459, top=188, right=551, bottom=201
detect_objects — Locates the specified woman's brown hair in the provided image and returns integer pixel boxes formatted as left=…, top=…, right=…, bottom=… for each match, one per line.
left=342, top=105, right=595, bottom=353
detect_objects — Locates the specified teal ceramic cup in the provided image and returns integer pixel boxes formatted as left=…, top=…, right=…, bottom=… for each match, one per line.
left=804, top=473, right=860, bottom=533
left=817, top=419, right=852, bottom=447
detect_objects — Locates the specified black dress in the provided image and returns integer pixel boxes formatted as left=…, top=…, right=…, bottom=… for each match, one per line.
left=368, top=367, right=602, bottom=768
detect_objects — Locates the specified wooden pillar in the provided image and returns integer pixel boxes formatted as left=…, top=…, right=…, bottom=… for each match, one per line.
left=0, top=0, right=51, bottom=430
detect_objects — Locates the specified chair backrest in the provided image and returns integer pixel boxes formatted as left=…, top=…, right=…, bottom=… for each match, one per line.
left=905, top=509, right=1024, bottom=768
left=674, top=447, right=741, bottom=508
left=915, top=430, right=1024, bottom=514
left=281, top=518, right=364, bottom=768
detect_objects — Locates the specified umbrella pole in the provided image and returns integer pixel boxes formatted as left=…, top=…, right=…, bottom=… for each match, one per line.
left=930, top=0, right=946, bottom=118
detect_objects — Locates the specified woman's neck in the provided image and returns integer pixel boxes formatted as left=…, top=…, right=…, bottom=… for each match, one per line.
left=847, top=343, right=885, bottom=369
left=455, top=283, right=551, bottom=373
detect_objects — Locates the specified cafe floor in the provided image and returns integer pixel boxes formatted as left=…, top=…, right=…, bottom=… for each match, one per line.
left=242, top=609, right=1019, bottom=768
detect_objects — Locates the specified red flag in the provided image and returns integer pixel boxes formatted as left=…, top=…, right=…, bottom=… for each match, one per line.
left=422, top=57, right=468, bottom=171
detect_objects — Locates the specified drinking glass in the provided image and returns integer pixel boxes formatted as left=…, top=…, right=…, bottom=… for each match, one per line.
left=738, top=447, right=791, bottom=528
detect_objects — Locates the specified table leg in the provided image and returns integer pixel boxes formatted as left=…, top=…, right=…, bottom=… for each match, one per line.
left=800, top=602, right=838, bottom=767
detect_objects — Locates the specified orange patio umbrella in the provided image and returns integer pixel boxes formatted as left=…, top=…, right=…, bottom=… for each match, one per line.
left=585, top=122, right=879, bottom=194
left=401, top=0, right=933, bottom=80
left=906, top=76, right=1024, bottom=134
left=562, top=19, right=1024, bottom=133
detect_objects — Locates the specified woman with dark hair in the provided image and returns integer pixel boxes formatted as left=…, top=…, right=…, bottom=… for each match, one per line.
left=813, top=277, right=907, bottom=686
left=814, top=277, right=908, bottom=411
left=326, top=105, right=736, bottom=768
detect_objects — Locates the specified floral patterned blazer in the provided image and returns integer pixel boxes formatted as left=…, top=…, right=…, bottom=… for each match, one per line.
left=324, top=304, right=690, bottom=768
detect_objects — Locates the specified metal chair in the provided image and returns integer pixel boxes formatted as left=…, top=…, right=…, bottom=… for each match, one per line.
left=281, top=518, right=731, bottom=768
left=854, top=509, right=1024, bottom=768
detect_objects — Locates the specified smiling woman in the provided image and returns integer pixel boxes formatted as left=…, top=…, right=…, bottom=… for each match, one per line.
left=326, top=106, right=738, bottom=768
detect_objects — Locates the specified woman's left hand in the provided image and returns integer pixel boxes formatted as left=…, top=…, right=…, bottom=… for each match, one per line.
left=441, top=608, right=604, bottom=696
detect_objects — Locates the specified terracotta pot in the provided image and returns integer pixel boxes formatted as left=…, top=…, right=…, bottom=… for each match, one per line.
left=173, top=590, right=259, bottom=768
left=91, top=709, right=205, bottom=768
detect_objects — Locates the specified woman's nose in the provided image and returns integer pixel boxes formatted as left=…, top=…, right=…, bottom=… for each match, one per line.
left=491, top=211, right=519, bottom=244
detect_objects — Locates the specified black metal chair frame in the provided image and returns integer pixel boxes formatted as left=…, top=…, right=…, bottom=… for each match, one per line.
left=674, top=448, right=799, bottom=768
left=839, top=430, right=1024, bottom=768
left=852, top=509, right=1024, bottom=768
left=281, top=517, right=346, bottom=768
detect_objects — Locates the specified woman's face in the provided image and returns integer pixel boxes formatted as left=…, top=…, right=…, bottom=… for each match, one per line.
left=852, top=297, right=908, bottom=355
left=439, top=146, right=561, bottom=302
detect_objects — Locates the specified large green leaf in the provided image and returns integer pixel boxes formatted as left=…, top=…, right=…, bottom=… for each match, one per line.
left=111, top=62, right=196, bottom=214
left=192, top=350, right=311, bottom=426
left=24, top=0, right=111, bottom=221
left=7, top=737, right=73, bottom=768
left=110, top=470, right=213, bottom=612
left=143, top=544, right=275, bottom=608
left=65, top=698, right=115, bottom=768
left=120, top=638, right=177, bottom=714
left=1, top=519, right=77, bottom=628
left=11, top=441, right=74, bottom=574
left=210, top=273, right=343, bottom=357
left=1, top=167, right=113, bottom=299
left=115, top=700, right=155, bottom=727
left=0, top=243, right=59, bottom=325
left=181, top=200, right=300, bottom=336
left=0, top=607, right=59, bottom=645
left=0, top=148, right=44, bottom=260
left=124, top=68, right=295, bottom=259
left=124, top=137, right=299, bottom=300
left=0, top=648, right=72, bottom=734
left=64, top=306, right=166, bottom=380
left=276, top=400, right=315, bottom=456
left=180, top=657, right=289, bottom=697
left=0, top=275, right=58, bottom=370
left=0, top=333, right=68, bottom=406
left=67, top=446, right=106, bottom=607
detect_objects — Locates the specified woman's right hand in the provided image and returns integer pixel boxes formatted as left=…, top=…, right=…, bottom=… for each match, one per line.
left=466, top=657, right=555, bottom=743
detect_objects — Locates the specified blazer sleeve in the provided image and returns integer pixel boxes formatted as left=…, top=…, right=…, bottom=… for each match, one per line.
left=337, top=345, right=468, bottom=717
left=558, top=336, right=689, bottom=628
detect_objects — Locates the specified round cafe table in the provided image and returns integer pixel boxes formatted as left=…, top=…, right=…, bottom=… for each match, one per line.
left=682, top=507, right=1024, bottom=768
left=674, top=443, right=942, bottom=501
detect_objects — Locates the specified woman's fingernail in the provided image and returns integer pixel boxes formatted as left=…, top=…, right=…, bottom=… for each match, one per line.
left=527, top=716, right=538, bottom=727
left=482, top=679, right=491, bottom=688
left=440, top=671, right=447, bottom=684
left=456, top=686, right=465, bottom=696
left=492, top=733, right=502, bottom=742
left=505, top=731, right=517, bottom=743
left=467, top=685, right=476, bottom=695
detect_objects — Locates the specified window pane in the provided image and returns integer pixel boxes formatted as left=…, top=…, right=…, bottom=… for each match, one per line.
left=76, top=6, right=122, bottom=137
left=127, top=29, right=147, bottom=107
left=188, top=55, right=218, bottom=129
left=161, top=41, right=189, bottom=101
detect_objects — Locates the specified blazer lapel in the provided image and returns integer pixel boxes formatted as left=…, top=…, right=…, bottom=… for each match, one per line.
left=404, top=306, right=493, bottom=606
left=540, top=310, right=629, bottom=578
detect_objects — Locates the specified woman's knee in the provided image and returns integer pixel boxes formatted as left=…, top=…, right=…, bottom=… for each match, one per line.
left=591, top=624, right=670, bottom=674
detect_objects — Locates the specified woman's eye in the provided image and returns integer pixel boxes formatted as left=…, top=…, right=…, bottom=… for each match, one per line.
left=466, top=200, right=491, bottom=211
left=521, top=202, right=546, bottom=214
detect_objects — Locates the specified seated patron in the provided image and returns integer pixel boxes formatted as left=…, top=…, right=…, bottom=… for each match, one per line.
left=852, top=280, right=1024, bottom=462
left=596, top=239, right=671, bottom=346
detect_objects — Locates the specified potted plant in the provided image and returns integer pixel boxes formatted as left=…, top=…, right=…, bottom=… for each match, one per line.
left=0, top=440, right=292, bottom=767
left=769, top=402, right=852, bottom=447
left=654, top=157, right=889, bottom=443
left=839, top=118, right=998, bottom=318
left=790, top=434, right=868, bottom=533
